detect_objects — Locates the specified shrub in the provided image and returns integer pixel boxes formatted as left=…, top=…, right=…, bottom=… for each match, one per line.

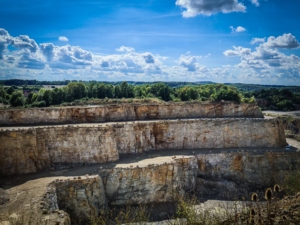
left=31, top=100, right=46, bottom=107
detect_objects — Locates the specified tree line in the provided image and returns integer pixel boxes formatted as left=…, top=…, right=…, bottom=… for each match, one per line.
left=0, top=82, right=255, bottom=108
left=250, top=88, right=300, bottom=111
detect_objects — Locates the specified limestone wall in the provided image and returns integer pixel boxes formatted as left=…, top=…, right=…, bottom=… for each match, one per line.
left=0, top=102, right=263, bottom=126
left=0, top=118, right=286, bottom=176
left=197, top=152, right=298, bottom=186
left=1, top=152, right=300, bottom=224
left=100, top=157, right=197, bottom=205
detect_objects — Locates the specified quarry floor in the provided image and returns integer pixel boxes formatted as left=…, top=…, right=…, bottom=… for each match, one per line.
left=0, top=137, right=297, bottom=190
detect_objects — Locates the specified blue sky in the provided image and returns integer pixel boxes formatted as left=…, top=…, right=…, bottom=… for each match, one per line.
left=0, top=0, right=300, bottom=85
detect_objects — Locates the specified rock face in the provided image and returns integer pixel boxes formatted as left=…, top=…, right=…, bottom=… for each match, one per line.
left=1, top=152, right=300, bottom=225
left=0, top=177, right=71, bottom=225
left=197, top=152, right=297, bottom=187
left=196, top=151, right=300, bottom=200
left=0, top=189, right=9, bottom=205
left=55, top=175, right=107, bottom=224
left=0, top=118, right=286, bottom=176
left=0, top=102, right=263, bottom=126
left=100, top=156, right=197, bottom=205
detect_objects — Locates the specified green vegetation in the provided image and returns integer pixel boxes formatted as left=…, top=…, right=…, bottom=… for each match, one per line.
left=76, top=183, right=300, bottom=225
left=1, top=79, right=299, bottom=110
left=0, top=81, right=254, bottom=108
left=251, top=88, right=300, bottom=111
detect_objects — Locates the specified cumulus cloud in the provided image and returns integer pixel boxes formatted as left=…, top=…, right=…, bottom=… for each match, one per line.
left=223, top=33, right=300, bottom=80
left=262, top=33, right=300, bottom=49
left=250, top=37, right=265, bottom=45
left=40, top=43, right=55, bottom=61
left=230, top=26, right=246, bottom=33
left=101, top=61, right=109, bottom=67
left=2, top=28, right=299, bottom=84
left=178, top=53, right=200, bottom=71
left=12, top=35, right=39, bottom=52
left=223, top=46, right=251, bottom=56
left=251, top=0, right=259, bottom=7
left=116, top=45, right=135, bottom=52
left=143, top=53, right=155, bottom=64
left=0, top=28, right=12, bottom=59
left=17, top=52, right=45, bottom=70
left=175, top=0, right=246, bottom=17
left=58, top=36, right=69, bottom=42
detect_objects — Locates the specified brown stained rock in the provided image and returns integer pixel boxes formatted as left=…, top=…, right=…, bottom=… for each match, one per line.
left=0, top=102, right=263, bottom=126
left=231, top=155, right=244, bottom=172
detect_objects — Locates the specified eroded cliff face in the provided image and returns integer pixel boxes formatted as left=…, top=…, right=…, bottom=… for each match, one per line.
left=0, top=118, right=286, bottom=176
left=1, top=152, right=300, bottom=225
left=55, top=175, right=106, bottom=224
left=0, top=102, right=263, bottom=126
left=0, top=177, right=71, bottom=225
left=100, top=156, right=197, bottom=205
left=196, top=152, right=300, bottom=200
left=197, top=152, right=297, bottom=186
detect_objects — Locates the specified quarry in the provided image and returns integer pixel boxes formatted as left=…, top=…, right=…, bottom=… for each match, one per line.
left=0, top=102, right=299, bottom=225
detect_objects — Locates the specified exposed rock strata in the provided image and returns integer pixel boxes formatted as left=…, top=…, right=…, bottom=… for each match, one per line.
left=0, top=177, right=71, bottom=225
left=0, top=102, right=263, bottom=126
left=0, top=118, right=286, bottom=176
left=197, top=152, right=298, bottom=187
left=1, top=152, right=300, bottom=224
left=100, top=156, right=197, bottom=205
left=55, top=175, right=106, bottom=224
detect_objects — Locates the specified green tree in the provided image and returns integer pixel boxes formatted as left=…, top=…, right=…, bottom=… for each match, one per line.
left=43, top=90, right=53, bottom=106
left=10, top=91, right=25, bottom=107
left=65, top=82, right=87, bottom=102
left=6, top=86, right=15, bottom=95
left=51, top=88, right=66, bottom=105
left=25, top=92, right=35, bottom=105
left=150, top=83, right=173, bottom=101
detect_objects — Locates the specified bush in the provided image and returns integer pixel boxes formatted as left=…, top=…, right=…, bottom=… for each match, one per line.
left=10, top=91, right=25, bottom=107
left=31, top=100, right=46, bottom=107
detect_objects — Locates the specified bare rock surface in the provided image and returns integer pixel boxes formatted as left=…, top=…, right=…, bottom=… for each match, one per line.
left=100, top=156, right=197, bottom=205
left=0, top=189, right=9, bottom=205
left=0, top=102, right=263, bottom=126
left=0, top=118, right=286, bottom=176
left=0, top=177, right=71, bottom=225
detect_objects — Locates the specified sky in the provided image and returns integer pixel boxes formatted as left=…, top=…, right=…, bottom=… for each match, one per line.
left=0, top=0, right=300, bottom=85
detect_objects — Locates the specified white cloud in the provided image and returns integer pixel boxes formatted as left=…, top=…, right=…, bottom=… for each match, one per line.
left=175, top=0, right=246, bottom=17
left=250, top=37, right=265, bottom=45
left=178, top=53, right=200, bottom=71
left=223, top=33, right=300, bottom=80
left=58, top=36, right=69, bottom=42
left=262, top=33, right=300, bottom=49
left=0, top=28, right=12, bottom=59
left=115, top=45, right=135, bottom=52
left=143, top=53, right=155, bottom=64
left=223, top=46, right=251, bottom=56
left=1, top=28, right=300, bottom=84
left=230, top=26, right=246, bottom=33
left=251, top=0, right=259, bottom=7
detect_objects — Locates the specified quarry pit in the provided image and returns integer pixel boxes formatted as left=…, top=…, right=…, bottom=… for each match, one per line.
left=0, top=102, right=299, bottom=225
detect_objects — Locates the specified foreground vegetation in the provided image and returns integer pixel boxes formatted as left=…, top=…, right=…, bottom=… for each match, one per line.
left=77, top=182, right=300, bottom=225
left=0, top=79, right=299, bottom=111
